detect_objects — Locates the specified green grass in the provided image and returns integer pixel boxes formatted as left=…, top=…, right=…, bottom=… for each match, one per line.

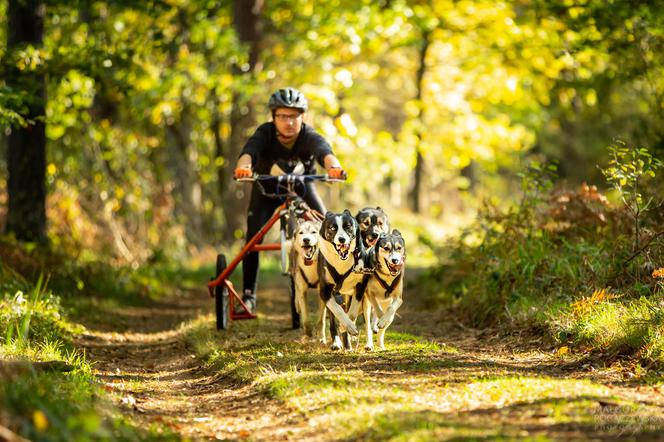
left=551, top=296, right=664, bottom=363
left=417, top=181, right=664, bottom=368
left=183, top=312, right=664, bottom=440
left=1, top=368, right=182, bottom=441
left=1, top=239, right=191, bottom=441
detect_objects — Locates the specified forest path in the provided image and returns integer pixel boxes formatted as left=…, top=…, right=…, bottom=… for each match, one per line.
left=75, top=273, right=664, bottom=441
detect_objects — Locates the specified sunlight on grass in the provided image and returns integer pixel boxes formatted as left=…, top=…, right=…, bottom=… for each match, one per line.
left=551, top=296, right=664, bottom=364
left=183, top=314, right=664, bottom=440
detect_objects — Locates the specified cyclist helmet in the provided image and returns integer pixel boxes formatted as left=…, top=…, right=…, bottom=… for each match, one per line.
left=268, top=87, right=308, bottom=112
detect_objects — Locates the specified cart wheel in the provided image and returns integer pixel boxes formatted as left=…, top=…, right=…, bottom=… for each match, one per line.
left=215, top=254, right=229, bottom=330
left=288, top=275, right=300, bottom=330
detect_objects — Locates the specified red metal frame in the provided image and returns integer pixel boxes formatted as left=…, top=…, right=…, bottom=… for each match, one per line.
left=207, top=201, right=288, bottom=320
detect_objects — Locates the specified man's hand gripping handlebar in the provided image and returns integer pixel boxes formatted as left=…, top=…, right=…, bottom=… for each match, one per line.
left=233, top=169, right=347, bottom=182
left=234, top=166, right=253, bottom=180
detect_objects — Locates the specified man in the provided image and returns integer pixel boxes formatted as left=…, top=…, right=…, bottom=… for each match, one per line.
left=233, top=87, right=346, bottom=313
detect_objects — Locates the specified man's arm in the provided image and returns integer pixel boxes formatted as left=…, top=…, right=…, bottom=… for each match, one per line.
left=323, top=154, right=341, bottom=170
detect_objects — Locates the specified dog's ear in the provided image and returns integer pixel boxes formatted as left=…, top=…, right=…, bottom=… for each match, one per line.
left=392, top=229, right=402, bottom=237
left=296, top=218, right=305, bottom=226
left=343, top=209, right=352, bottom=217
left=325, top=211, right=334, bottom=218
left=376, top=206, right=382, bottom=211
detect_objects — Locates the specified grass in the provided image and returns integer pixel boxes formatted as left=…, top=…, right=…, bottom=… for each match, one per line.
left=551, top=295, right=664, bottom=362
left=418, top=180, right=664, bottom=368
left=183, top=309, right=664, bottom=440
left=1, top=239, right=189, bottom=441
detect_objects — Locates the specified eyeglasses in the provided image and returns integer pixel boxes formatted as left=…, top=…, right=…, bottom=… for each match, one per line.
left=274, top=113, right=301, bottom=122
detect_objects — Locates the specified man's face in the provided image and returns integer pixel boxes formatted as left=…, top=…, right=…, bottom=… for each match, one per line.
left=274, top=107, right=303, bottom=140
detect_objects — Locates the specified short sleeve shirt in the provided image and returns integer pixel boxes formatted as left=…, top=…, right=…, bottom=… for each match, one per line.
left=239, top=122, right=333, bottom=174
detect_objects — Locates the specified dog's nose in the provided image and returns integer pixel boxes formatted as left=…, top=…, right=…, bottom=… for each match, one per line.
left=338, top=237, right=346, bottom=244
left=391, top=258, right=400, bottom=265
left=369, top=232, right=378, bottom=240
left=303, top=237, right=311, bottom=245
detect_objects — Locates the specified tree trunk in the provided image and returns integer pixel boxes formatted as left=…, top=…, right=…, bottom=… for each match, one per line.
left=218, top=0, right=264, bottom=243
left=165, top=109, right=203, bottom=245
left=409, top=31, right=430, bottom=214
left=5, top=0, right=47, bottom=242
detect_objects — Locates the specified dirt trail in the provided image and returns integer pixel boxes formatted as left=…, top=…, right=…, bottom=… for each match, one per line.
left=77, top=288, right=321, bottom=441
left=76, top=280, right=664, bottom=441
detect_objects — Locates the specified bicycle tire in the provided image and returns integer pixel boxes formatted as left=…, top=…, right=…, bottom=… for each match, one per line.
left=288, top=275, right=300, bottom=330
left=215, top=254, right=230, bottom=330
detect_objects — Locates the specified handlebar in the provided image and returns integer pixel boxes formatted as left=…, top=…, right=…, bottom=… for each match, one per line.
left=236, top=173, right=344, bottom=199
left=235, top=174, right=344, bottom=184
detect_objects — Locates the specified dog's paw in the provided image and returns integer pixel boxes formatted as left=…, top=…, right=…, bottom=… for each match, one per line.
left=330, top=336, right=343, bottom=351
left=364, top=344, right=374, bottom=352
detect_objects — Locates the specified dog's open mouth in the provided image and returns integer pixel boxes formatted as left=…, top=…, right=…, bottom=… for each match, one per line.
left=335, top=243, right=351, bottom=260
left=385, top=258, right=403, bottom=276
left=366, top=237, right=378, bottom=248
left=302, top=245, right=317, bottom=265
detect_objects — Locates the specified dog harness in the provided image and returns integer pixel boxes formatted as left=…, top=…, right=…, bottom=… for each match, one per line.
left=298, top=266, right=318, bottom=288
left=322, top=257, right=355, bottom=292
left=372, top=271, right=403, bottom=297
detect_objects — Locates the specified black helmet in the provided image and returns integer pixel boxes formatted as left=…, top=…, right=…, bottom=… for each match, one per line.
left=268, top=87, right=308, bottom=112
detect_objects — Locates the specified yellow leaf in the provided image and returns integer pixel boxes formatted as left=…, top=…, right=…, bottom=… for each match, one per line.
left=556, top=346, right=569, bottom=356
left=33, top=410, right=49, bottom=431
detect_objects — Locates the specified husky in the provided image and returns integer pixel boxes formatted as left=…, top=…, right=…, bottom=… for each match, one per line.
left=290, top=219, right=322, bottom=337
left=353, top=230, right=406, bottom=351
left=318, top=210, right=369, bottom=350
left=354, top=207, right=391, bottom=332
left=356, top=207, right=390, bottom=249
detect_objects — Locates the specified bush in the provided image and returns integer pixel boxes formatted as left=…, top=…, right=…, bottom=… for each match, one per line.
left=419, top=147, right=664, bottom=366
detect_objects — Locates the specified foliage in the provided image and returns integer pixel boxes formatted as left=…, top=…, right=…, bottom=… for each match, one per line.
left=0, top=243, right=186, bottom=441
left=552, top=295, right=664, bottom=364
left=2, top=0, right=662, bottom=259
left=600, top=141, right=663, bottom=259
left=419, top=144, right=663, bottom=365
left=0, top=369, right=182, bottom=441
left=0, top=282, right=83, bottom=350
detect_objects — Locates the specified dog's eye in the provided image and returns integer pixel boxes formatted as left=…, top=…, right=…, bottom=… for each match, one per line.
left=377, top=220, right=383, bottom=226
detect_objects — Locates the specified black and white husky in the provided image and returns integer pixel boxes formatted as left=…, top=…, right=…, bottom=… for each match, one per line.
left=290, top=219, right=322, bottom=337
left=353, top=230, right=406, bottom=351
left=318, top=210, right=368, bottom=350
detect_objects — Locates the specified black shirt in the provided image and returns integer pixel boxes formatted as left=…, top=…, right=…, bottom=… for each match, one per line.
left=240, top=122, right=333, bottom=174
